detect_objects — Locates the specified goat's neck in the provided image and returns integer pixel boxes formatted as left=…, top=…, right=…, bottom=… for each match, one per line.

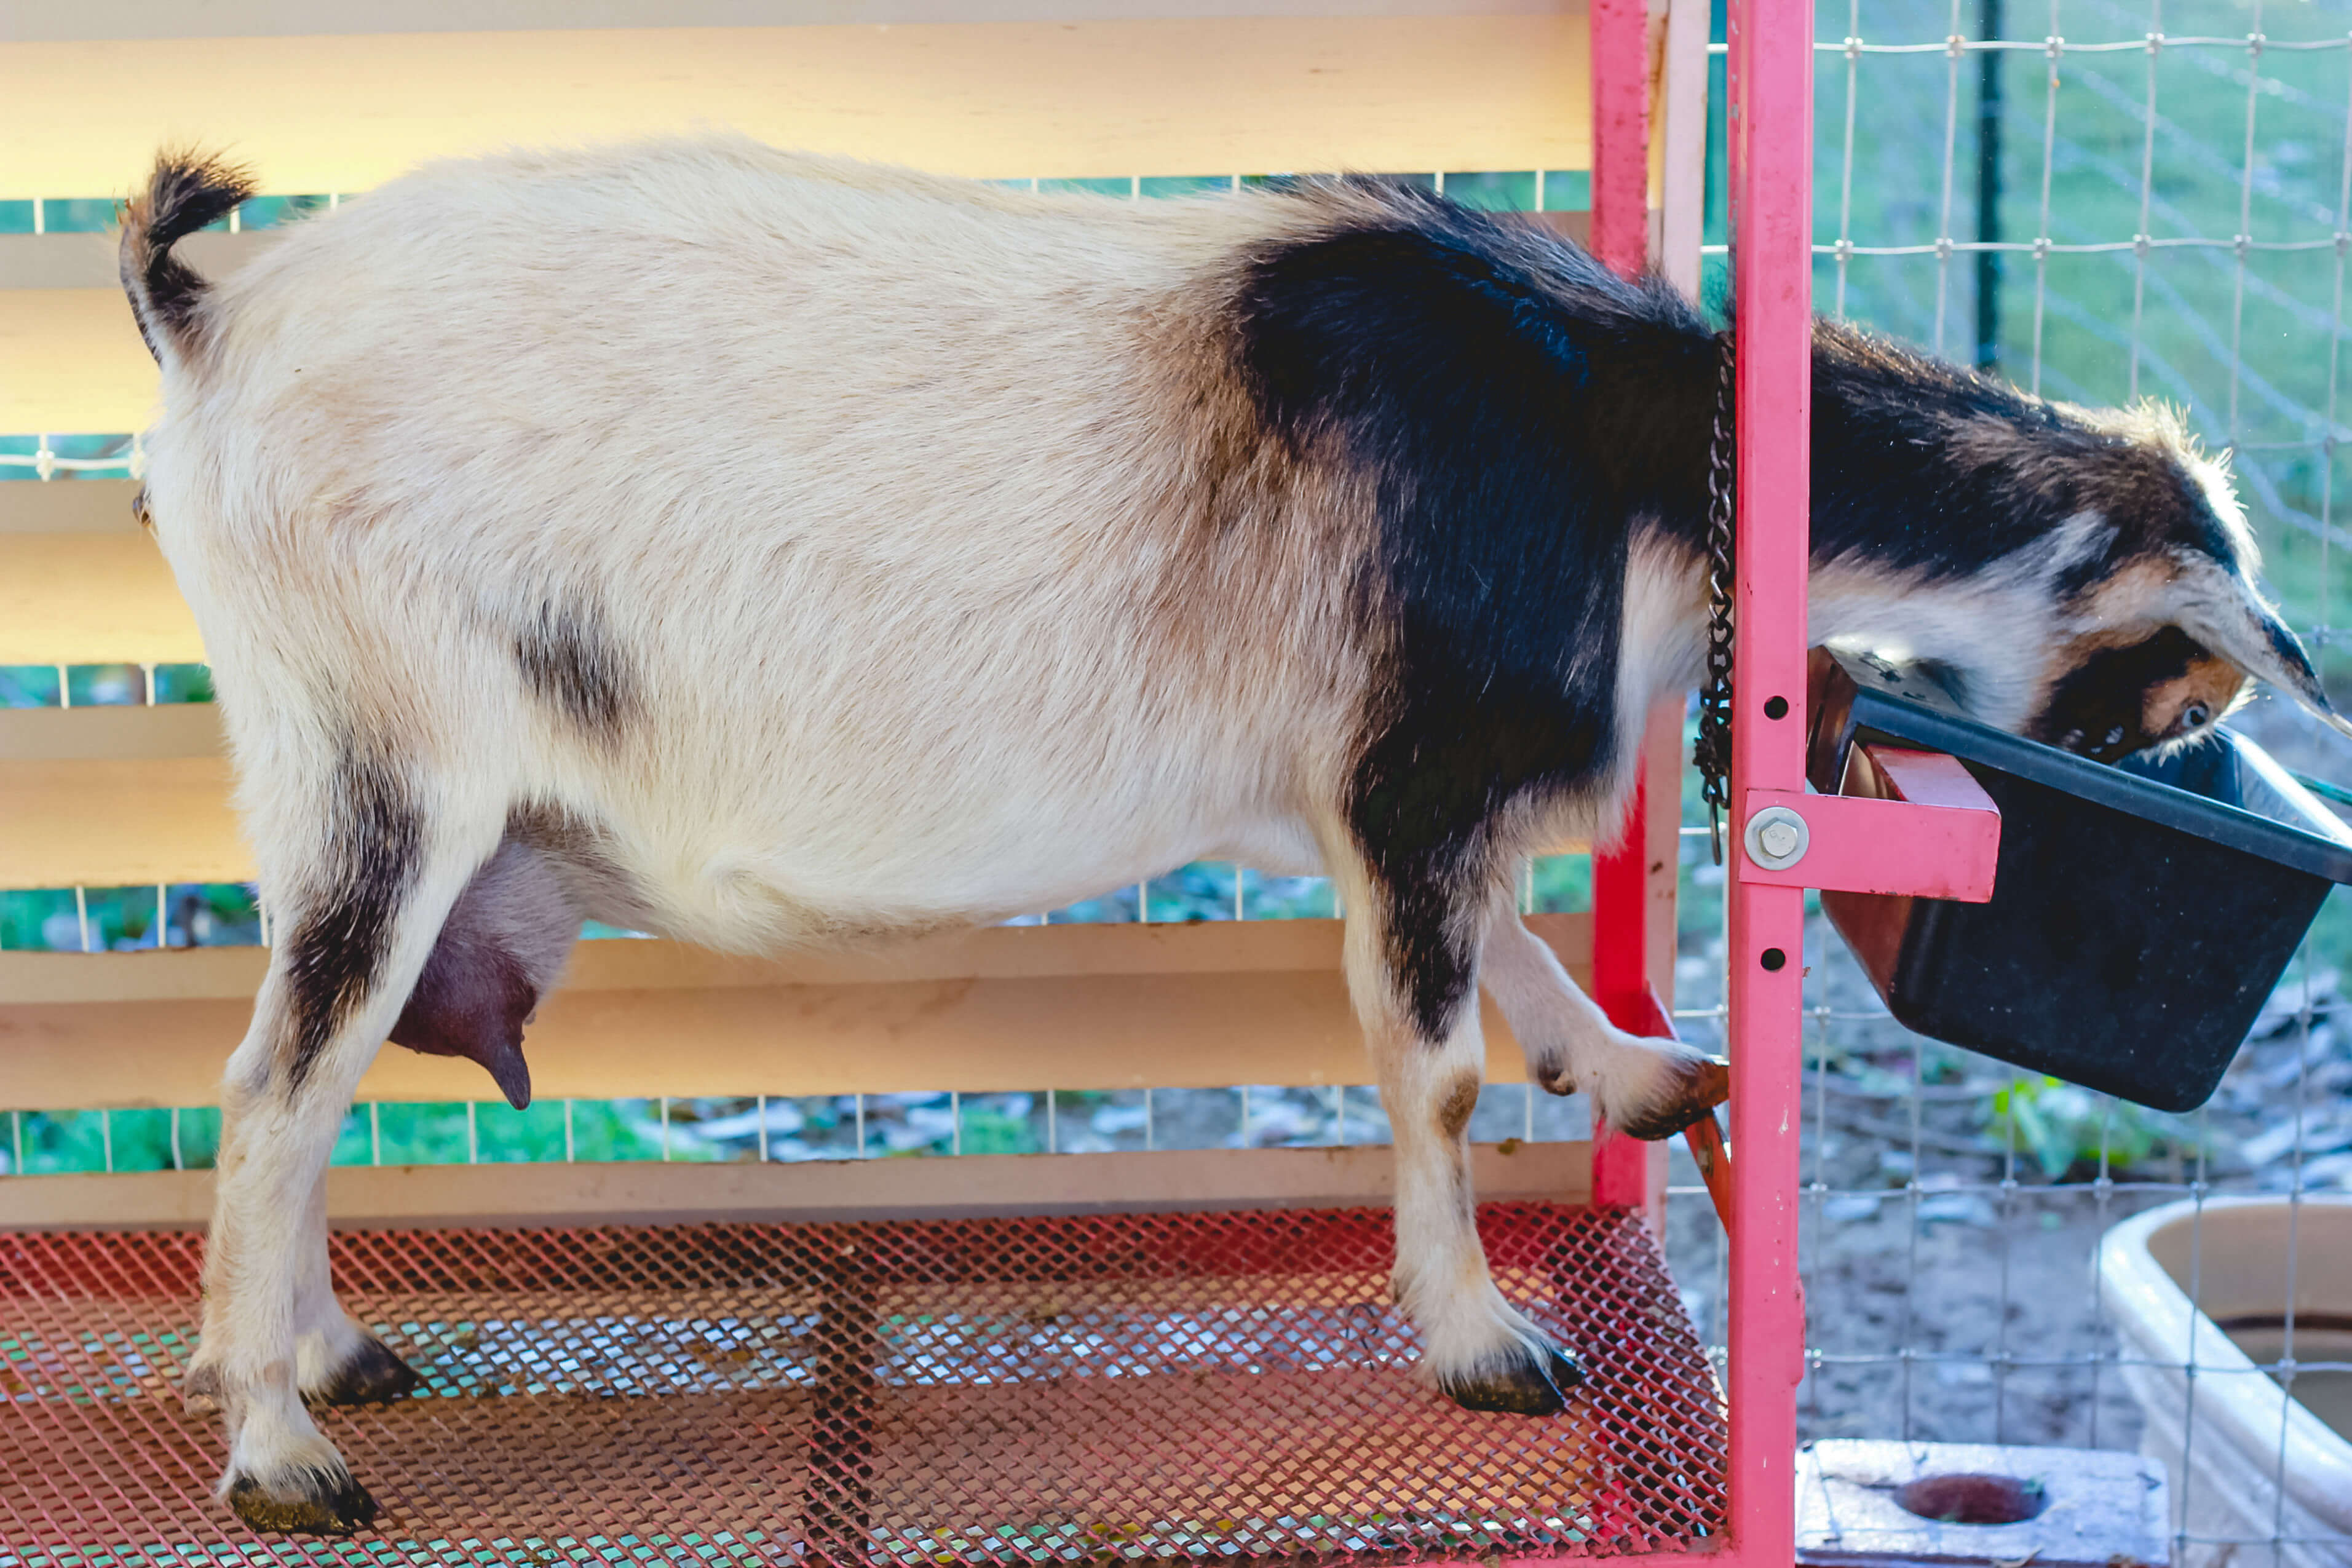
left=1617, top=322, right=2099, bottom=731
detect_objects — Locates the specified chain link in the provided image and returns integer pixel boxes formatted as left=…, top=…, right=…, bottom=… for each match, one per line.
left=1694, top=332, right=1737, bottom=863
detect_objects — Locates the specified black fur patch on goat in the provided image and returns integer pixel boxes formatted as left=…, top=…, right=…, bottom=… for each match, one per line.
left=1228, top=184, right=2247, bottom=1036
left=282, top=750, right=421, bottom=1092
left=2028, top=626, right=2223, bottom=761
left=1233, top=186, right=1713, bottom=1037
left=516, top=599, right=635, bottom=734
left=1807, top=320, right=2234, bottom=585
left=119, top=150, right=255, bottom=365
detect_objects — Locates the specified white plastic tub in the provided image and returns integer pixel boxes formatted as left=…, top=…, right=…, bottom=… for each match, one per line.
left=2098, top=1195, right=2352, bottom=1568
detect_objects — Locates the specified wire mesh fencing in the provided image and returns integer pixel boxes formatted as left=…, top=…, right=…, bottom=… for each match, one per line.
left=1677, top=1, right=2352, bottom=1560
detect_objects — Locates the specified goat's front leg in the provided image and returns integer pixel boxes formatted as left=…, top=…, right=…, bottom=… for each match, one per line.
left=1336, top=853, right=1583, bottom=1415
left=1482, top=873, right=1725, bottom=1139
left=192, top=767, right=485, bottom=1535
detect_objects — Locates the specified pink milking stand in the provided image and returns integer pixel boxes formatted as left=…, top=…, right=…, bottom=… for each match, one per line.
left=1582, top=1, right=2003, bottom=1565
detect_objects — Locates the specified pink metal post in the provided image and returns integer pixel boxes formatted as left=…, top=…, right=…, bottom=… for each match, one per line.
left=1577, top=9, right=1986, bottom=1562
left=1587, top=0, right=1652, bottom=275
left=1588, top=0, right=1674, bottom=1225
left=1725, top=0, right=1815, bottom=1562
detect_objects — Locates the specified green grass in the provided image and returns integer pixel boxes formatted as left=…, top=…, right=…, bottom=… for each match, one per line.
left=2, top=1098, right=691, bottom=1174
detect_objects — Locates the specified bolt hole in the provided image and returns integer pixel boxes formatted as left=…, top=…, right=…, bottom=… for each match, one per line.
left=1764, top=695, right=1789, bottom=719
left=1894, top=1474, right=2047, bottom=1526
left=1760, top=948, right=1787, bottom=972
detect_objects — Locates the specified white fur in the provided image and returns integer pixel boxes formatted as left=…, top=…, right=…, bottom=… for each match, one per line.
left=1811, top=513, right=2123, bottom=730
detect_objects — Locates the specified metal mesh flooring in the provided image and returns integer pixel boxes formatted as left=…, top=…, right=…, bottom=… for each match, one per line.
left=0, top=1202, right=1727, bottom=1566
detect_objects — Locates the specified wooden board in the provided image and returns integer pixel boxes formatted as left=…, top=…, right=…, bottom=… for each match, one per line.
left=0, top=757, right=245, bottom=889
left=0, top=702, right=223, bottom=762
left=0, top=1139, right=1593, bottom=1230
left=0, top=531, right=205, bottom=665
left=2, top=15, right=1591, bottom=201
left=0, top=705, right=240, bottom=889
left=0, top=476, right=147, bottom=534
left=0, top=288, right=158, bottom=435
left=0, top=914, right=1593, bottom=1109
left=15, top=0, right=1580, bottom=44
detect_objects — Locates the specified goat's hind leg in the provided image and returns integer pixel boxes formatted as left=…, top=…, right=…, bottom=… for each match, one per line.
left=291, top=1163, right=421, bottom=1406
left=181, top=1162, right=418, bottom=1417
left=209, top=833, right=582, bottom=1433
left=195, top=758, right=493, bottom=1534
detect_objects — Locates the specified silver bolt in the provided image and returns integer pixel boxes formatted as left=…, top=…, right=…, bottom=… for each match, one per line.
left=1744, top=804, right=1811, bottom=871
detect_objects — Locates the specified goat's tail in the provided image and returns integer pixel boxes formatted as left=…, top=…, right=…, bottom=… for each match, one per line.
left=119, top=149, right=256, bottom=368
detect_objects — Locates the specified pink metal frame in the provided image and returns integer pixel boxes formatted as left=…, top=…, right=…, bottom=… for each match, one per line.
left=1578, top=2, right=2000, bottom=1563
left=1583, top=0, right=1813, bottom=1552
left=1588, top=0, right=1674, bottom=1228
left=1720, top=0, right=1816, bottom=1558
left=1744, top=749, right=2000, bottom=900
left=1554, top=0, right=1945, bottom=1562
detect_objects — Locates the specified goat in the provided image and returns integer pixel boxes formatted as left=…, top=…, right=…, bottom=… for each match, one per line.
left=118, top=137, right=2340, bottom=1534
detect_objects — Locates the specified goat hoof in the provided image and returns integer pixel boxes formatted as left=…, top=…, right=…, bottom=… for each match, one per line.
left=1530, top=1055, right=1578, bottom=1097
left=308, top=1334, right=421, bottom=1407
left=1437, top=1337, right=1585, bottom=1416
left=228, top=1468, right=379, bottom=1536
left=180, top=1361, right=223, bottom=1415
left=1618, top=1054, right=1730, bottom=1142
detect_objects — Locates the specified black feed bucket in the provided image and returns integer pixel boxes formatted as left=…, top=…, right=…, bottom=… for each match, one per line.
left=1807, top=649, right=2352, bottom=1112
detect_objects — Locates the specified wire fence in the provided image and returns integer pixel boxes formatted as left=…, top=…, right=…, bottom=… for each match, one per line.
left=1679, top=0, right=2352, bottom=1559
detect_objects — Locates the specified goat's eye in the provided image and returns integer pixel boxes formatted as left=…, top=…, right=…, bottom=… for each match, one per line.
left=2182, top=703, right=2211, bottom=730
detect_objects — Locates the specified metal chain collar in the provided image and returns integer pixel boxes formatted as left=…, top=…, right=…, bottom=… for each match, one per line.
left=1693, top=332, right=1737, bottom=864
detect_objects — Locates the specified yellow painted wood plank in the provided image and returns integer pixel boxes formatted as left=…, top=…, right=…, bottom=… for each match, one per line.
left=0, top=289, right=156, bottom=434
left=0, top=478, right=147, bottom=534
left=0, top=913, right=1592, bottom=1107
left=0, top=756, right=247, bottom=887
left=0, top=531, right=206, bottom=665
left=0, top=1141, right=1593, bottom=1231
left=0, top=697, right=237, bottom=893
left=0, top=703, right=223, bottom=762
left=17, top=1, right=1578, bottom=46
left=2, top=16, right=1591, bottom=200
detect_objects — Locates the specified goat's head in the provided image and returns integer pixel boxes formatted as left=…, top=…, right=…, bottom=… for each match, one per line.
left=1807, top=323, right=2340, bottom=761
left=2022, top=624, right=2249, bottom=762
left=2001, top=400, right=2340, bottom=759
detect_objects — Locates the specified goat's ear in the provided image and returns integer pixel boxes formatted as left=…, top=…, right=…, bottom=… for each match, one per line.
left=2178, top=595, right=2351, bottom=737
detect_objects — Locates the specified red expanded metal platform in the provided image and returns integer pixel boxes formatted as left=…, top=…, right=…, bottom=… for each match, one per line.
left=0, top=1202, right=1725, bottom=1566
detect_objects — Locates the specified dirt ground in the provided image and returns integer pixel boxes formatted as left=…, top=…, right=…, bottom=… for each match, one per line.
left=1663, top=1171, right=2177, bottom=1449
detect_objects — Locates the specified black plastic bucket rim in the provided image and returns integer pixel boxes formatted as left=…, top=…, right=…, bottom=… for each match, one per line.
left=1824, top=651, right=2352, bottom=887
